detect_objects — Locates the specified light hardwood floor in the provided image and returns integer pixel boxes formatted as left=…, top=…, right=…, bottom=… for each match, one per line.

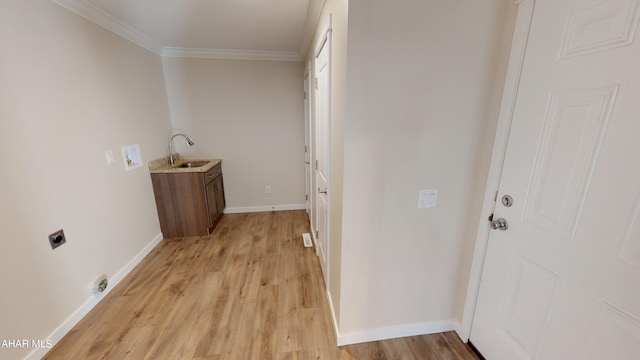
left=44, top=211, right=480, bottom=360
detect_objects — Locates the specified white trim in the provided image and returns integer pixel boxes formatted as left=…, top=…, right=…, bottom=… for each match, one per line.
left=27, top=233, right=164, bottom=360
left=459, top=0, right=537, bottom=342
left=161, top=47, right=302, bottom=61
left=51, top=0, right=163, bottom=55
left=223, top=204, right=306, bottom=214
left=327, top=290, right=340, bottom=344
left=307, top=58, right=318, bottom=257
left=454, top=322, right=466, bottom=342
left=336, top=320, right=458, bottom=346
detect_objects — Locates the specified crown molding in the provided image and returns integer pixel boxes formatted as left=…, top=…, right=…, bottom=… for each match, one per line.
left=52, top=0, right=303, bottom=61
left=161, top=47, right=303, bottom=61
left=52, top=0, right=163, bottom=55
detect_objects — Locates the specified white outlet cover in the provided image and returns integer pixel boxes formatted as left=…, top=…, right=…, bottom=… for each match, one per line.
left=105, top=150, right=115, bottom=165
left=418, top=189, right=438, bottom=209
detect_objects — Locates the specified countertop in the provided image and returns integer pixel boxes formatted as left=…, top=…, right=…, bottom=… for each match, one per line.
left=148, top=154, right=222, bottom=174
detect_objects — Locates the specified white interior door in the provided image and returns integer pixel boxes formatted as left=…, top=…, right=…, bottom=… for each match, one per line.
left=471, top=0, right=640, bottom=359
left=315, top=31, right=331, bottom=284
left=304, top=69, right=311, bottom=216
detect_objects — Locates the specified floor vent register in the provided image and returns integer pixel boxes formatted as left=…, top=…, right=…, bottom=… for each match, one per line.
left=302, top=233, right=313, bottom=248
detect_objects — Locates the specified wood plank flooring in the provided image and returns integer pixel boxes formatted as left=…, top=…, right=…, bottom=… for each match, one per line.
left=44, top=211, right=480, bottom=360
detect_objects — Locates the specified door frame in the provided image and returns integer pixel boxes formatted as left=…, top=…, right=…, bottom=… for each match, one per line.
left=459, top=0, right=537, bottom=341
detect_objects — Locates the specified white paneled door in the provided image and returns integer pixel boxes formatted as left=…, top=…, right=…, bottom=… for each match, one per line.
left=304, top=69, right=312, bottom=216
left=315, top=30, right=331, bottom=285
left=471, top=0, right=640, bottom=359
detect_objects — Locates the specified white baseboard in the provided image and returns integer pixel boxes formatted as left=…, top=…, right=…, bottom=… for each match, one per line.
left=26, top=233, right=164, bottom=360
left=327, top=290, right=340, bottom=343
left=453, top=322, right=468, bottom=343
left=336, top=319, right=457, bottom=346
left=223, top=204, right=306, bottom=214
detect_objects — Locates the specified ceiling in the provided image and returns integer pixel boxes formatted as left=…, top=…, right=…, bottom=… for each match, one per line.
left=53, top=0, right=324, bottom=61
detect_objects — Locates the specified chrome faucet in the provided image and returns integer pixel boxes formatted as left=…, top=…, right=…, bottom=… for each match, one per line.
left=169, top=133, right=196, bottom=166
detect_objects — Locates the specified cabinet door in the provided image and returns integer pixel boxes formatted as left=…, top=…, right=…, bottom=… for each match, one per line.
left=151, top=172, right=209, bottom=237
left=214, top=176, right=225, bottom=216
left=205, top=179, right=217, bottom=229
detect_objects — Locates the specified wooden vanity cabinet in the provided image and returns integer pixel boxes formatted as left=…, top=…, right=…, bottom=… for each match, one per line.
left=151, top=163, right=225, bottom=238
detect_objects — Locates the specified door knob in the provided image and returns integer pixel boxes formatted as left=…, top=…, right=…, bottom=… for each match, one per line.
left=490, top=218, right=509, bottom=231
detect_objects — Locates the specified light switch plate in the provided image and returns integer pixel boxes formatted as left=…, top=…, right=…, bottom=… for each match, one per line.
left=105, top=150, right=115, bottom=165
left=418, top=189, right=438, bottom=209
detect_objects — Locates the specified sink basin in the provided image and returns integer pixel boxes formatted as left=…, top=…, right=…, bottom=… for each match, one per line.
left=178, top=161, right=210, bottom=168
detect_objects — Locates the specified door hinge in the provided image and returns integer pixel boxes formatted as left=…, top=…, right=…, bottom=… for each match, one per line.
left=305, top=145, right=308, bottom=153
left=315, top=160, right=318, bottom=170
left=315, top=77, right=319, bottom=90
left=316, top=230, right=319, bottom=238
left=306, top=194, right=308, bottom=201
left=304, top=91, right=307, bottom=100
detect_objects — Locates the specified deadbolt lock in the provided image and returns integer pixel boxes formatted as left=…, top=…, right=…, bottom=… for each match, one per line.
left=502, top=195, right=513, bottom=207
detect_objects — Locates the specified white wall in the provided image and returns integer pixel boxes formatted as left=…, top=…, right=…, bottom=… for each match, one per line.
left=339, top=0, right=512, bottom=340
left=162, top=58, right=306, bottom=211
left=0, top=1, right=172, bottom=359
left=0, top=0, right=518, bottom=355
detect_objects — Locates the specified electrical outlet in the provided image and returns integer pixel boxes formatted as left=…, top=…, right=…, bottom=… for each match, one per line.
left=266, top=185, right=272, bottom=194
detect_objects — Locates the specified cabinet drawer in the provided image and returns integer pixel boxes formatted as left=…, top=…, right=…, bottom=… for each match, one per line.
left=204, top=164, right=222, bottom=183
